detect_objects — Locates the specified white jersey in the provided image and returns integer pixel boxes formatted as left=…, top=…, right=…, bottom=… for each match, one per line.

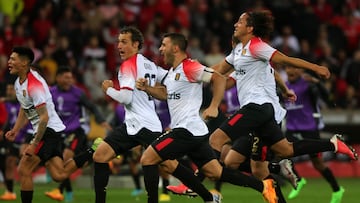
left=161, top=58, right=208, bottom=136
left=118, top=54, right=163, bottom=135
left=226, top=37, right=286, bottom=123
left=14, top=69, right=65, bottom=133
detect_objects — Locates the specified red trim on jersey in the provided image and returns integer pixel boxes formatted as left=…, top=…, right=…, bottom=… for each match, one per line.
left=70, top=138, right=79, bottom=151
left=34, top=140, right=44, bottom=155
left=27, top=71, right=45, bottom=97
left=228, top=114, right=242, bottom=126
left=228, top=76, right=236, bottom=83
left=120, top=54, right=137, bottom=80
left=119, top=87, right=134, bottom=91
left=261, top=146, right=268, bottom=161
left=155, top=138, right=174, bottom=151
left=269, top=50, right=278, bottom=63
left=35, top=102, right=46, bottom=108
left=248, top=37, right=262, bottom=57
left=182, top=59, right=203, bottom=82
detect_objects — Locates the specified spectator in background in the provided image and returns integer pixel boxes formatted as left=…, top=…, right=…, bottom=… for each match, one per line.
left=341, top=49, right=360, bottom=108
left=102, top=16, right=122, bottom=76
left=25, top=39, right=42, bottom=63
left=31, top=6, right=53, bottom=48
left=271, top=25, right=300, bottom=56
left=98, top=0, right=120, bottom=21
left=204, top=38, right=225, bottom=67
left=187, top=36, right=205, bottom=63
left=81, top=0, right=104, bottom=35
left=52, top=36, right=73, bottom=67
left=38, top=44, right=58, bottom=85
left=312, top=0, right=334, bottom=23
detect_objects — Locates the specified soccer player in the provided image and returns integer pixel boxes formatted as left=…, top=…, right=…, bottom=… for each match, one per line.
left=5, top=46, right=72, bottom=203
left=5, top=47, right=99, bottom=203
left=136, top=33, right=277, bottom=203
left=208, top=10, right=357, bottom=190
left=45, top=66, right=111, bottom=202
left=91, top=26, right=165, bottom=203
left=283, top=65, right=344, bottom=203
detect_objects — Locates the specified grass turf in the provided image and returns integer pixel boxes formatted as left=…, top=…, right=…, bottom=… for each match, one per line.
left=3, top=178, right=358, bottom=203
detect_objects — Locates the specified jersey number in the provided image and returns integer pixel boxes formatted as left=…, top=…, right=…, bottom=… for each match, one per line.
left=144, top=73, right=156, bottom=100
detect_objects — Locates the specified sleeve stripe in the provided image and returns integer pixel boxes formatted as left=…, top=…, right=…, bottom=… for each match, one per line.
left=35, top=103, right=46, bottom=108
left=120, top=87, right=134, bottom=91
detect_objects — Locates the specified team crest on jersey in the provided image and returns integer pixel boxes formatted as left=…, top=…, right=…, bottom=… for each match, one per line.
left=241, top=49, right=246, bottom=55
left=175, top=73, right=180, bottom=80
left=22, top=90, right=26, bottom=97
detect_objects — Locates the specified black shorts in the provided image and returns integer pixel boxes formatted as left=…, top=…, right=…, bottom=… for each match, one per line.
left=104, top=124, right=161, bottom=156
left=286, top=130, right=320, bottom=158
left=151, top=128, right=216, bottom=168
left=231, top=133, right=273, bottom=162
left=63, top=127, right=88, bottom=154
left=219, top=103, right=284, bottom=147
left=34, top=128, right=63, bottom=165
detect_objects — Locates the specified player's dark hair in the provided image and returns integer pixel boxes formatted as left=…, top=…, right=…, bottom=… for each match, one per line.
left=12, top=46, right=34, bottom=64
left=162, top=33, right=188, bottom=52
left=56, top=66, right=72, bottom=76
left=120, top=26, right=144, bottom=50
left=246, top=10, right=274, bottom=39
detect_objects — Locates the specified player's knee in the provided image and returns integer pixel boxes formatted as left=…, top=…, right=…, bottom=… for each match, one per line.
left=224, top=159, right=239, bottom=170
left=17, top=166, right=32, bottom=177
left=50, top=172, right=67, bottom=182
left=93, top=152, right=104, bottom=162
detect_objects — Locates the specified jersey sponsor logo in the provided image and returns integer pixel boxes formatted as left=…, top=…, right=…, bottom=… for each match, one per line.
left=241, top=49, right=246, bottom=55
left=23, top=89, right=26, bottom=97
left=168, top=92, right=180, bottom=100
left=175, top=73, right=180, bottom=81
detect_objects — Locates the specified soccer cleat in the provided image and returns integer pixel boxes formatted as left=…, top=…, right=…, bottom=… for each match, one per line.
left=209, top=189, right=222, bottom=197
left=45, top=188, right=64, bottom=201
left=330, top=187, right=345, bottom=203
left=65, top=191, right=73, bottom=202
left=330, top=134, right=358, bottom=160
left=159, top=193, right=171, bottom=202
left=288, top=178, right=306, bottom=199
left=211, top=193, right=222, bottom=203
left=0, top=191, right=16, bottom=200
left=166, top=183, right=198, bottom=197
left=262, top=179, right=278, bottom=203
left=279, top=159, right=299, bottom=189
left=131, top=189, right=143, bottom=196
left=91, top=137, right=103, bottom=151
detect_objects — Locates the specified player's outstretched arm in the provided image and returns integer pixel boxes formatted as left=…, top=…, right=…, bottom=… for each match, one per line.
left=271, top=51, right=330, bottom=79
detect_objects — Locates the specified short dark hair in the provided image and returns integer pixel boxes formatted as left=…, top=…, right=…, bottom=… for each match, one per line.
left=162, top=33, right=188, bottom=51
left=12, top=46, right=34, bottom=64
left=56, top=66, right=72, bottom=76
left=120, top=26, right=144, bottom=50
left=246, top=10, right=274, bottom=39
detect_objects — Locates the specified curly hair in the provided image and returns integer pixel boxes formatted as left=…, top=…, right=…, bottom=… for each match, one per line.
left=246, top=10, right=274, bottom=39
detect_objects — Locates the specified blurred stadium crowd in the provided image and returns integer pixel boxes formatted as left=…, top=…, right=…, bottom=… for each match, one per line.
left=0, top=0, right=360, bottom=111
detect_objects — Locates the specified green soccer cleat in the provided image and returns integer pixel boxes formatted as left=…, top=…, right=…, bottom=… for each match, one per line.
left=91, top=137, right=103, bottom=151
left=288, top=177, right=307, bottom=199
left=330, top=187, right=345, bottom=203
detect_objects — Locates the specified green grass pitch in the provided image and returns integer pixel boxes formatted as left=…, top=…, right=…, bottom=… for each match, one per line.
left=3, top=178, right=359, bottom=203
